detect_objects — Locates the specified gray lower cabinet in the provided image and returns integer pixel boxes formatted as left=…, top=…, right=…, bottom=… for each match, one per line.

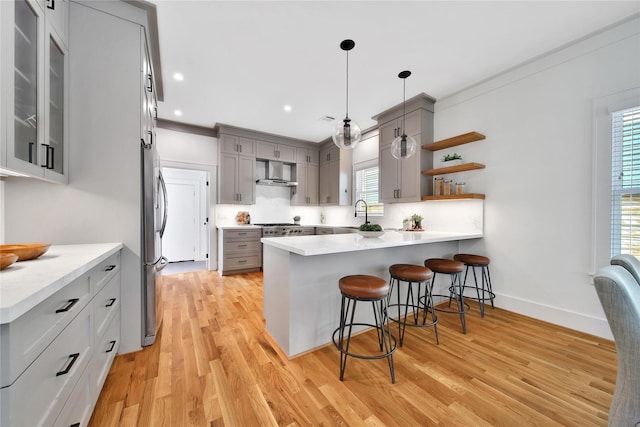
left=218, top=228, right=262, bottom=275
left=0, top=250, right=121, bottom=427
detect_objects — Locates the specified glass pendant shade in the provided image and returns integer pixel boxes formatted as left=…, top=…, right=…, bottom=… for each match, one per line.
left=391, top=70, right=416, bottom=159
left=391, top=133, right=417, bottom=159
left=333, top=117, right=362, bottom=149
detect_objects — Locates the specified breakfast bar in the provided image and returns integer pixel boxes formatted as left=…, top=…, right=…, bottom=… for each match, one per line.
left=261, top=230, right=483, bottom=358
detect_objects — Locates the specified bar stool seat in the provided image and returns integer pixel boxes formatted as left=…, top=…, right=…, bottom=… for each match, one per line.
left=424, top=258, right=469, bottom=334
left=453, top=253, right=495, bottom=317
left=387, top=264, right=438, bottom=346
left=332, top=275, right=397, bottom=383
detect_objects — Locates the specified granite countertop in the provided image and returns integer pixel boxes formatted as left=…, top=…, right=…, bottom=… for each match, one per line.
left=261, top=230, right=483, bottom=256
left=0, top=243, right=123, bottom=324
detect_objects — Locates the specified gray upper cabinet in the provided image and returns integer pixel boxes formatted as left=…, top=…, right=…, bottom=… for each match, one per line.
left=320, top=144, right=340, bottom=165
left=1, top=0, right=69, bottom=183
left=296, top=148, right=319, bottom=165
left=218, top=134, right=255, bottom=204
left=291, top=162, right=318, bottom=206
left=220, top=135, right=256, bottom=156
left=373, top=94, right=436, bottom=203
left=256, top=140, right=295, bottom=163
left=319, top=141, right=351, bottom=206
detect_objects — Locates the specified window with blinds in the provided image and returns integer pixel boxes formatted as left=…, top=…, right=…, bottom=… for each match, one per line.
left=354, top=165, right=383, bottom=215
left=611, top=106, right=640, bottom=257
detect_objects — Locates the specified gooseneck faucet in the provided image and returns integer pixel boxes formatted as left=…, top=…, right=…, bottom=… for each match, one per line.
left=354, top=199, right=370, bottom=224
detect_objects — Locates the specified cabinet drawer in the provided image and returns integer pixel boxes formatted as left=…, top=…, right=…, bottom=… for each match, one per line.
left=93, top=308, right=120, bottom=398
left=224, top=240, right=261, bottom=254
left=0, top=302, right=93, bottom=427
left=53, top=359, right=93, bottom=427
left=0, top=271, right=91, bottom=388
left=224, top=229, right=261, bottom=241
left=92, top=252, right=120, bottom=294
left=94, top=272, right=120, bottom=340
left=223, top=254, right=261, bottom=270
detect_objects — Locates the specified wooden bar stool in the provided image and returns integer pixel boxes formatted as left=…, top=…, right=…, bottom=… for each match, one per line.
left=332, top=275, right=397, bottom=383
left=424, top=258, right=469, bottom=334
left=387, top=264, right=438, bottom=346
left=453, top=254, right=495, bottom=317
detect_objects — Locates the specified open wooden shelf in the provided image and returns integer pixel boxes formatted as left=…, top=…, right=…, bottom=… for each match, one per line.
left=422, top=131, right=486, bottom=151
left=421, top=193, right=485, bottom=201
left=422, top=162, right=485, bottom=176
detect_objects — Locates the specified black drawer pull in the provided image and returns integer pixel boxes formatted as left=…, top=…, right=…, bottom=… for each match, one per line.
left=70, top=423, right=80, bottom=427
left=56, top=353, right=80, bottom=376
left=56, top=298, right=79, bottom=313
left=238, top=244, right=247, bottom=248
left=106, top=340, right=116, bottom=353
left=105, top=298, right=116, bottom=307
left=105, top=265, right=116, bottom=271
left=238, top=260, right=247, bottom=264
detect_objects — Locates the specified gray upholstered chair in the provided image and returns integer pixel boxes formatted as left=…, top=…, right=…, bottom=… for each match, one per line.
left=594, top=265, right=640, bottom=427
left=611, top=254, right=640, bottom=285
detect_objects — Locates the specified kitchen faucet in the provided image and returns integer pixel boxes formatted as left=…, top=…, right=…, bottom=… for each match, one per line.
left=354, top=199, right=370, bottom=224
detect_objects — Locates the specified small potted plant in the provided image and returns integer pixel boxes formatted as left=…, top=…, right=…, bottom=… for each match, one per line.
left=293, top=215, right=301, bottom=225
left=411, top=213, right=423, bottom=230
left=440, top=152, right=463, bottom=167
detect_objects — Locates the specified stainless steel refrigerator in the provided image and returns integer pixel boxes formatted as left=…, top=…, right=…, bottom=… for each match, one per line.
left=142, top=140, right=168, bottom=346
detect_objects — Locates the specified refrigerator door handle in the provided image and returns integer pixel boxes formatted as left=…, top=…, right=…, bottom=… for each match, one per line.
left=157, top=256, right=169, bottom=272
left=159, top=169, right=168, bottom=238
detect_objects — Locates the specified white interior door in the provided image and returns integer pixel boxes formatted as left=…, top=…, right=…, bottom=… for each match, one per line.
left=163, top=181, right=197, bottom=262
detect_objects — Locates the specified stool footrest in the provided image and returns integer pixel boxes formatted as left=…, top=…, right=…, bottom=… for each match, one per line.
left=332, top=324, right=397, bottom=360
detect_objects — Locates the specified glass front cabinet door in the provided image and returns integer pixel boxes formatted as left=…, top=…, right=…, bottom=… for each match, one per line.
left=2, top=0, right=68, bottom=183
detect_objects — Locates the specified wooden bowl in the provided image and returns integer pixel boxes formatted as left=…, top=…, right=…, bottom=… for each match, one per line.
left=0, top=243, right=51, bottom=261
left=1, top=253, right=19, bottom=270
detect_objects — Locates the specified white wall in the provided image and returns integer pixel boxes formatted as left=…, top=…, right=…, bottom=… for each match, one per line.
left=155, top=127, right=218, bottom=268
left=435, top=17, right=640, bottom=339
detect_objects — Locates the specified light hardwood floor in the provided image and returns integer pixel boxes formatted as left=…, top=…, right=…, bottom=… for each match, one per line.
left=89, top=270, right=616, bottom=426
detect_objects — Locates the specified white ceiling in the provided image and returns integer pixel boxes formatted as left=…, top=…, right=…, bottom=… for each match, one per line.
left=150, top=1, right=640, bottom=143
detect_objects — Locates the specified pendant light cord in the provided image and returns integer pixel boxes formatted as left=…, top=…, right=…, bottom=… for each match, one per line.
left=345, top=49, right=349, bottom=120
left=402, top=78, right=406, bottom=136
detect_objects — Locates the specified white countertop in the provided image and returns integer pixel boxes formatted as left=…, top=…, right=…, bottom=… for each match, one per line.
left=0, top=243, right=123, bottom=324
left=217, top=224, right=262, bottom=230
left=261, top=230, right=483, bottom=256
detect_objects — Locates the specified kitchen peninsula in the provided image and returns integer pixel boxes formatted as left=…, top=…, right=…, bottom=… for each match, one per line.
left=261, top=230, right=483, bottom=358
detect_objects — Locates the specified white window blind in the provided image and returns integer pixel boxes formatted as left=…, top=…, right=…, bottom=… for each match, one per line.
left=611, top=106, right=640, bottom=257
left=355, top=164, right=383, bottom=215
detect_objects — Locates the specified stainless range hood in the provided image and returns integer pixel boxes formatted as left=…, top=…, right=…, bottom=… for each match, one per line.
left=256, top=160, right=298, bottom=187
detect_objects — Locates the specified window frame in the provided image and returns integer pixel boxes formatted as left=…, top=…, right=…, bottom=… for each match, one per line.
left=591, top=88, right=640, bottom=273
left=353, top=159, right=383, bottom=217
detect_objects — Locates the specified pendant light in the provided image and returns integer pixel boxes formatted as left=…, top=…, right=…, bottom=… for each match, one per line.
left=391, top=70, right=417, bottom=159
left=332, top=39, right=361, bottom=150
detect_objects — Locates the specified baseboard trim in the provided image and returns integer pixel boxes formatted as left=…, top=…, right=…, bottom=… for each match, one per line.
left=494, top=293, right=613, bottom=340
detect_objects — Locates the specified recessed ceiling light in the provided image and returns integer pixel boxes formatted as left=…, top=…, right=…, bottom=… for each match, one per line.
left=283, top=104, right=292, bottom=113
left=173, top=72, right=184, bottom=81
left=174, top=110, right=183, bottom=116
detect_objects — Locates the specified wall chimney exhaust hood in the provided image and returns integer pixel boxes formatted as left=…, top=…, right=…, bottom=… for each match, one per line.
left=256, top=160, right=298, bottom=187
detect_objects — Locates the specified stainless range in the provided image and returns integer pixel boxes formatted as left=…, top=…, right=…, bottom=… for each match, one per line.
left=255, top=223, right=304, bottom=237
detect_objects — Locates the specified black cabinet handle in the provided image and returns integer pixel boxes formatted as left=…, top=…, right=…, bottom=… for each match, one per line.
left=70, top=423, right=80, bottom=427
left=47, top=145, right=54, bottom=169
left=105, top=298, right=116, bottom=307
left=28, top=142, right=35, bottom=163
left=146, top=74, right=153, bottom=93
left=47, top=0, right=55, bottom=10
left=105, top=265, right=116, bottom=271
left=106, top=340, right=116, bottom=353
left=56, top=298, right=79, bottom=313
left=56, top=353, right=80, bottom=376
